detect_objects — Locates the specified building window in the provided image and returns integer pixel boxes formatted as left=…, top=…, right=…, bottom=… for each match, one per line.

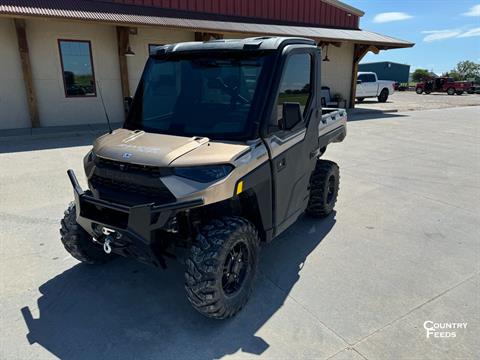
left=58, top=40, right=96, bottom=97
left=276, top=53, right=313, bottom=122
left=148, top=43, right=164, bottom=55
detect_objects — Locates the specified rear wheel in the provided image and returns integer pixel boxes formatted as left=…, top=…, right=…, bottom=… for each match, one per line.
left=60, top=202, right=115, bottom=264
left=306, top=160, right=340, bottom=218
left=185, top=217, right=260, bottom=319
left=378, top=88, right=389, bottom=102
left=447, top=87, right=455, bottom=95
left=456, top=91, right=464, bottom=95
left=356, top=97, right=365, bottom=103
left=416, top=87, right=423, bottom=94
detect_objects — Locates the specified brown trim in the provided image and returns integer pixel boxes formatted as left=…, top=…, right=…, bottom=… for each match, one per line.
left=58, top=39, right=97, bottom=98
left=14, top=18, right=40, bottom=128
left=116, top=26, right=130, bottom=117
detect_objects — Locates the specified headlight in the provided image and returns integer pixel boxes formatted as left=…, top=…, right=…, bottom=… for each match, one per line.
left=174, top=165, right=234, bottom=183
left=87, top=150, right=96, bottom=162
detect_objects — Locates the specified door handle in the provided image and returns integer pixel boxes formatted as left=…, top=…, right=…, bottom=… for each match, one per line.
left=277, top=158, right=287, bottom=170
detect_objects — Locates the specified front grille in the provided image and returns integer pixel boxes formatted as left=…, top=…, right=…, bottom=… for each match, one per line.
left=95, top=157, right=173, bottom=178
left=91, top=175, right=174, bottom=198
left=90, top=158, right=176, bottom=205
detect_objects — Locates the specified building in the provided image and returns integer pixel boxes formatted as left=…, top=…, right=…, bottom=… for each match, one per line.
left=359, top=61, right=410, bottom=84
left=0, top=0, right=413, bottom=130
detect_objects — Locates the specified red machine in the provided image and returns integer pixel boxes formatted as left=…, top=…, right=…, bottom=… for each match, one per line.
left=415, top=77, right=470, bottom=95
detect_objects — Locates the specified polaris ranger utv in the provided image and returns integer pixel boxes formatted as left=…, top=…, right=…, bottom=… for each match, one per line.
left=61, top=37, right=347, bottom=319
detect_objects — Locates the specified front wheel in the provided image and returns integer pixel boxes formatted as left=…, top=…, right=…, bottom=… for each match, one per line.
left=456, top=91, right=464, bottom=95
left=306, top=160, right=340, bottom=218
left=378, top=89, right=389, bottom=102
left=60, top=202, right=115, bottom=264
left=356, top=97, right=365, bottom=103
left=447, top=87, right=455, bottom=95
left=185, top=217, right=260, bottom=319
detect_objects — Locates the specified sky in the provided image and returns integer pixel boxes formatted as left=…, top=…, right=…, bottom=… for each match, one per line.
left=348, top=0, right=480, bottom=74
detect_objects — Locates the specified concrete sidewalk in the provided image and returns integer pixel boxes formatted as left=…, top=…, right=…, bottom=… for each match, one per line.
left=1, top=107, right=479, bottom=359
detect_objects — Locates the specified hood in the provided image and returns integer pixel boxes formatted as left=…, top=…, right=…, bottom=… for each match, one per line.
left=93, top=128, right=250, bottom=167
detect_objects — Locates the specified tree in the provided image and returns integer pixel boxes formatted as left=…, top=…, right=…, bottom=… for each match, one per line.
left=454, top=60, right=480, bottom=81
left=446, top=70, right=462, bottom=81
left=412, top=69, right=430, bottom=82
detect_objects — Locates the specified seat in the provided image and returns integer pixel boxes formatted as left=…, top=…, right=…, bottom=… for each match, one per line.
left=321, top=86, right=339, bottom=108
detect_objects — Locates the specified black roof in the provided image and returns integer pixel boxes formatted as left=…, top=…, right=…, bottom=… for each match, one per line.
left=152, top=37, right=317, bottom=55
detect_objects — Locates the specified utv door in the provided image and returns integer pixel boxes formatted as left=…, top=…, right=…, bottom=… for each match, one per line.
left=265, top=48, right=321, bottom=235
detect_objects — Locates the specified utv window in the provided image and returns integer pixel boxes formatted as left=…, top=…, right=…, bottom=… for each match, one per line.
left=276, top=53, right=312, bottom=123
left=126, top=51, right=274, bottom=140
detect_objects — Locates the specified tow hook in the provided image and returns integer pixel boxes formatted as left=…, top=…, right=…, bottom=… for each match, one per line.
left=103, top=237, right=113, bottom=254
left=101, top=227, right=120, bottom=254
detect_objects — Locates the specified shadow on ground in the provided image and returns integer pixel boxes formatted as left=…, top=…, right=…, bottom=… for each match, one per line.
left=356, top=99, right=393, bottom=105
left=21, top=214, right=336, bottom=359
left=0, top=133, right=98, bottom=154
left=347, top=110, right=408, bottom=122
left=0, top=123, right=122, bottom=154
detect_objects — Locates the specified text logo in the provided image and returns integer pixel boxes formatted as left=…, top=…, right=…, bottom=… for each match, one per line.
left=423, top=321, right=467, bottom=339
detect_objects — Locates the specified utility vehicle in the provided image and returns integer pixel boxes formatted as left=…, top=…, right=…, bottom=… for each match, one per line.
left=415, top=77, right=469, bottom=95
left=355, top=72, right=395, bottom=103
left=61, top=37, right=347, bottom=319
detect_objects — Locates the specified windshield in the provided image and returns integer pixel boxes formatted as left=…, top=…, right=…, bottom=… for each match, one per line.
left=125, top=51, right=275, bottom=140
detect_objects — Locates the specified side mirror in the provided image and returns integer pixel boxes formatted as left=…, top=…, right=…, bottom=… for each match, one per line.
left=124, top=96, right=133, bottom=114
left=357, top=79, right=362, bottom=84
left=279, top=102, right=302, bottom=131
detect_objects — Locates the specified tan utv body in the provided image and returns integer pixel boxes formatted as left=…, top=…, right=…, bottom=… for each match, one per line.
left=62, top=37, right=347, bottom=319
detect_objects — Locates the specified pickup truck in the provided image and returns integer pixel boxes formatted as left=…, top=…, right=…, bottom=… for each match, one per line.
left=416, top=77, right=470, bottom=95
left=60, top=37, right=347, bottom=319
left=356, top=71, right=395, bottom=103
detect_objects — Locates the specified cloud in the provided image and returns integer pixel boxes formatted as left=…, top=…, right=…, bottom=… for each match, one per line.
left=372, top=12, right=413, bottom=23
left=422, top=29, right=462, bottom=42
left=422, top=27, right=480, bottom=41
left=462, top=4, right=480, bottom=16
left=457, top=27, right=480, bottom=37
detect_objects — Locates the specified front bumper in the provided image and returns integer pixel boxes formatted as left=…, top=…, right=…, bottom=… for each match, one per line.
left=67, top=169, right=203, bottom=265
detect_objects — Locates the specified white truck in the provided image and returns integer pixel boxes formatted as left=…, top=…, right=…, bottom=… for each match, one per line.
left=355, top=72, right=395, bottom=103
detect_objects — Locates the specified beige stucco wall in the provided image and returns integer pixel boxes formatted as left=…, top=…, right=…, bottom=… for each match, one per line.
left=0, top=20, right=354, bottom=130
left=321, top=42, right=354, bottom=107
left=0, top=18, right=30, bottom=130
left=24, top=19, right=124, bottom=127
left=127, top=27, right=195, bottom=95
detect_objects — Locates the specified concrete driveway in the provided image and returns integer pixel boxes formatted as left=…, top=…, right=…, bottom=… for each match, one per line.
left=1, top=107, right=479, bottom=359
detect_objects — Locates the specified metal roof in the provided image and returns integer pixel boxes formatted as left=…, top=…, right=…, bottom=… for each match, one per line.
left=323, top=0, right=364, bottom=16
left=0, top=0, right=413, bottom=48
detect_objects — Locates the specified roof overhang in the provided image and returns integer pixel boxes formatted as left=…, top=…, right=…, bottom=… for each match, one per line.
left=323, top=0, right=365, bottom=17
left=0, top=2, right=413, bottom=50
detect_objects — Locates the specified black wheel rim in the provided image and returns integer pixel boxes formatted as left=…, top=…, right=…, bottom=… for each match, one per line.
left=222, top=242, right=249, bottom=296
left=326, top=175, right=336, bottom=204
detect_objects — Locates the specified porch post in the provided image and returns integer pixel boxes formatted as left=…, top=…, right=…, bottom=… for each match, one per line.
left=116, top=26, right=130, bottom=117
left=14, top=19, right=40, bottom=128
left=349, top=44, right=379, bottom=108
